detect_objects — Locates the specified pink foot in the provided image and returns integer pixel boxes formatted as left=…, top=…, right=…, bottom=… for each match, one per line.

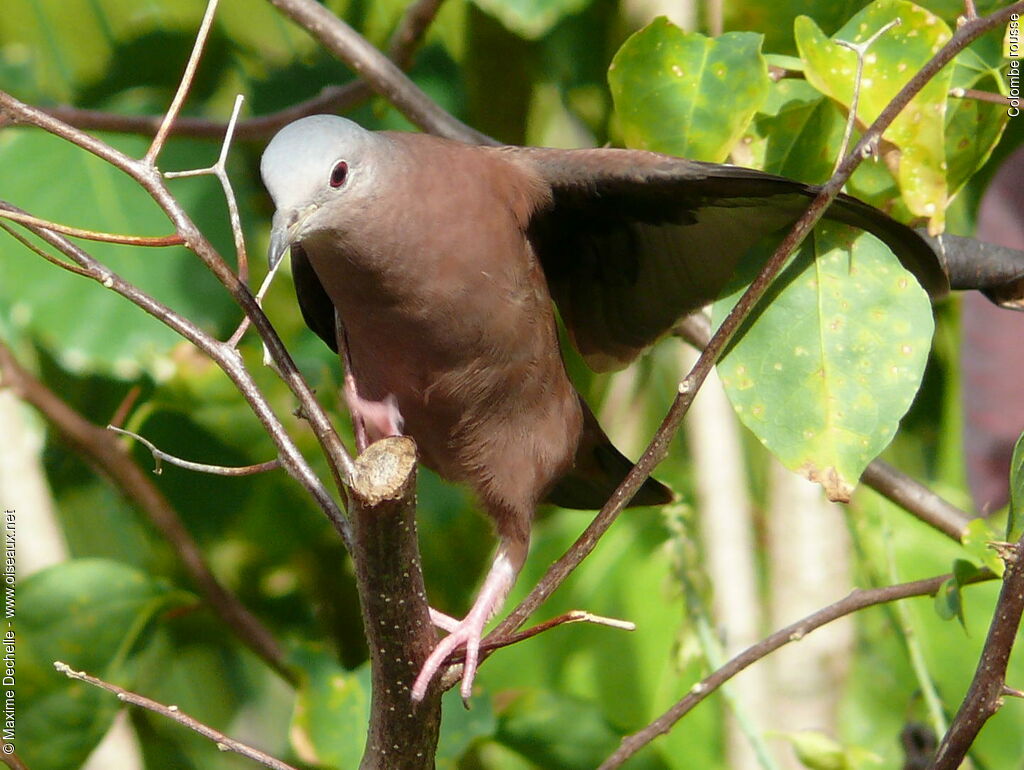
left=411, top=538, right=527, bottom=702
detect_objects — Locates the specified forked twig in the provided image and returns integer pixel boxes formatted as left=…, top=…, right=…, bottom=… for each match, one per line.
left=146, top=0, right=222, bottom=163
left=165, top=94, right=249, bottom=283
left=834, top=17, right=902, bottom=173
left=108, top=425, right=281, bottom=476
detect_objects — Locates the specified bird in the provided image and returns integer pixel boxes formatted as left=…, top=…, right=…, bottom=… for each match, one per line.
left=260, top=114, right=953, bottom=702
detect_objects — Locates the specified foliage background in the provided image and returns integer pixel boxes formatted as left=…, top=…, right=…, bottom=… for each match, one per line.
left=2, top=0, right=1023, bottom=768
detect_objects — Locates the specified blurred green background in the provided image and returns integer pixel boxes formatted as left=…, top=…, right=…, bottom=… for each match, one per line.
left=2, top=0, right=1023, bottom=768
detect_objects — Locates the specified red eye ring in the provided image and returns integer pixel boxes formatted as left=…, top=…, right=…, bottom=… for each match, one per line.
left=329, top=161, right=348, bottom=188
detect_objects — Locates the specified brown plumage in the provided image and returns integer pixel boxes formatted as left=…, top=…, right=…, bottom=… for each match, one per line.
left=261, top=115, right=948, bottom=701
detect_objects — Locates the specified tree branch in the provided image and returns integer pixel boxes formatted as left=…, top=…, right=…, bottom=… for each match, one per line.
left=599, top=570, right=995, bottom=769
left=0, top=200, right=351, bottom=549
left=861, top=459, right=974, bottom=541
left=347, top=437, right=441, bottom=769
left=930, top=535, right=1024, bottom=769
left=54, top=662, right=298, bottom=770
left=0, top=89, right=356, bottom=534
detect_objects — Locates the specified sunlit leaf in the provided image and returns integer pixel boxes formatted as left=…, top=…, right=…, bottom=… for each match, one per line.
left=796, top=0, right=953, bottom=231
left=714, top=223, right=933, bottom=502
left=609, top=20, right=769, bottom=161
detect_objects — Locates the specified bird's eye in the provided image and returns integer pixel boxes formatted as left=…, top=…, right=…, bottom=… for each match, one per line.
left=329, top=161, right=348, bottom=188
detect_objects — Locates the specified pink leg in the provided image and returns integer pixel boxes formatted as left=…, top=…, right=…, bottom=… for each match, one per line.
left=335, top=313, right=403, bottom=452
left=411, top=535, right=528, bottom=702
left=343, top=374, right=404, bottom=452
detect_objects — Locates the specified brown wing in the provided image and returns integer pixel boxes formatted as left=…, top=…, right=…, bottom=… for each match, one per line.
left=507, top=146, right=949, bottom=371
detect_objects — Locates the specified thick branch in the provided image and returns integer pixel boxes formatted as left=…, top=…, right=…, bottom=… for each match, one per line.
left=348, top=437, right=441, bottom=769
left=930, top=536, right=1024, bottom=769
left=0, top=341, right=293, bottom=684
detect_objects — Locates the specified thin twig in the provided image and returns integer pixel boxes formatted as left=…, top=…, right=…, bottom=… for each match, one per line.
left=0, top=207, right=184, bottom=247
left=54, top=662, right=299, bottom=770
left=949, top=87, right=1012, bottom=104
left=108, top=425, right=282, bottom=476
left=166, top=94, right=250, bottom=284
left=834, top=18, right=902, bottom=174
left=599, top=570, right=995, bottom=768
left=108, top=385, right=143, bottom=430
left=449, top=611, right=635, bottom=664
left=0, top=220, right=94, bottom=279
left=145, top=0, right=221, bottom=164
left=930, top=534, right=1024, bottom=768
left=0, top=342, right=294, bottom=682
left=0, top=752, right=30, bottom=770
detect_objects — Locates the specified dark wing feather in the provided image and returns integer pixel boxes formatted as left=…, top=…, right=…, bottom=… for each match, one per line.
left=291, top=242, right=338, bottom=353
left=509, top=146, right=949, bottom=371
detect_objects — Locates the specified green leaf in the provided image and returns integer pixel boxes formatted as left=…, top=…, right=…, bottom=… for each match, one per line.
left=796, top=0, right=953, bottom=231
left=471, top=0, right=592, bottom=40
left=743, top=79, right=846, bottom=182
left=944, top=52, right=1010, bottom=198
left=609, top=20, right=769, bottom=161
left=934, top=558, right=983, bottom=626
left=713, top=223, right=934, bottom=502
left=1006, top=431, right=1023, bottom=541
left=18, top=559, right=188, bottom=770
left=0, top=129, right=237, bottom=378
left=288, top=645, right=369, bottom=768
left=778, top=729, right=882, bottom=770
left=934, top=576, right=960, bottom=622
left=961, top=517, right=1005, bottom=577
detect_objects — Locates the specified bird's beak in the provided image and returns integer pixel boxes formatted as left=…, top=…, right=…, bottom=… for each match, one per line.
left=268, top=209, right=296, bottom=270
left=267, top=205, right=317, bottom=269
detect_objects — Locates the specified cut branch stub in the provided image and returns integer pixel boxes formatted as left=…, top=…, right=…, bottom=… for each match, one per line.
left=348, top=436, right=441, bottom=770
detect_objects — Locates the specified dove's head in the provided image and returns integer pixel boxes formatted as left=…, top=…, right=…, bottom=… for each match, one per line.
left=261, top=115, right=390, bottom=268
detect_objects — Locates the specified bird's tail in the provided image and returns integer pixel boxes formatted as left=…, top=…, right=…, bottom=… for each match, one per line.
left=544, top=397, right=674, bottom=510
